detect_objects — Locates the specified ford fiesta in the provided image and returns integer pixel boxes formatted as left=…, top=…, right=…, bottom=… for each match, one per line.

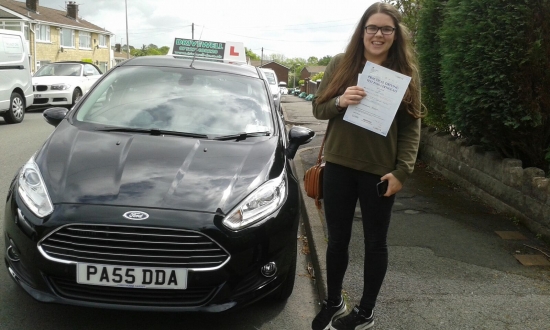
left=3, top=51, right=314, bottom=312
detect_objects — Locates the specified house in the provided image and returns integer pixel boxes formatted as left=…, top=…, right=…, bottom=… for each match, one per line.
left=249, top=60, right=290, bottom=86
left=298, top=66, right=326, bottom=95
left=0, top=0, right=113, bottom=73
left=300, top=65, right=326, bottom=80
left=112, top=44, right=132, bottom=66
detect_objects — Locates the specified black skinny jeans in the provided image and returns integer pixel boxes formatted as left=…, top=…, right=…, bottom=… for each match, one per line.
left=324, top=162, right=395, bottom=311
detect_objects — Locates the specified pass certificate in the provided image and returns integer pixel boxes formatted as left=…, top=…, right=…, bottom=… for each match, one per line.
left=343, top=62, right=411, bottom=136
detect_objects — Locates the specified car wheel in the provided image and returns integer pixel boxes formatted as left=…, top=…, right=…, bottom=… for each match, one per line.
left=72, top=88, right=83, bottom=105
left=271, top=231, right=298, bottom=301
left=3, top=92, right=25, bottom=124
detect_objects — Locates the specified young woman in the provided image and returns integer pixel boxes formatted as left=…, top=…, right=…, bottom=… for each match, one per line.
left=311, top=3, right=425, bottom=330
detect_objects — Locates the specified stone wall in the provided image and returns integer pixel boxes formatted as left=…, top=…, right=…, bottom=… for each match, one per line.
left=418, top=127, right=550, bottom=241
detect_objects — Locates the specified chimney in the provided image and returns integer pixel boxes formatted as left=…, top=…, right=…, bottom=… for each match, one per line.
left=66, top=1, right=78, bottom=20
left=26, top=0, right=39, bottom=13
left=115, top=44, right=121, bottom=52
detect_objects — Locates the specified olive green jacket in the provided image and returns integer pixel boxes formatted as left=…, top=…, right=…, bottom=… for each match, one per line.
left=312, top=53, right=421, bottom=184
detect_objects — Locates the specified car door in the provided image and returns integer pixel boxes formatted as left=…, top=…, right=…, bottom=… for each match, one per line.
left=82, top=64, right=102, bottom=94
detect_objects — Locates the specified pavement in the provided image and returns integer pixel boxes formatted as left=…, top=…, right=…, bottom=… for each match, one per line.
left=280, top=95, right=550, bottom=330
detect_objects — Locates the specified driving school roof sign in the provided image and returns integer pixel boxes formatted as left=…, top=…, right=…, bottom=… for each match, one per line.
left=171, top=39, right=246, bottom=63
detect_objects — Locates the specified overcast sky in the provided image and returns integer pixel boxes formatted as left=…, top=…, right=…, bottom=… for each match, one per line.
left=36, top=0, right=378, bottom=60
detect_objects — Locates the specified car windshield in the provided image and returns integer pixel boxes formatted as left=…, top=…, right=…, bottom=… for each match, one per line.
left=75, top=66, right=274, bottom=137
left=35, top=64, right=82, bottom=77
left=263, top=72, right=277, bottom=85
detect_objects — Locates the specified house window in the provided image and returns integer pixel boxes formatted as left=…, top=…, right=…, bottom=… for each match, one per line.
left=36, top=25, right=50, bottom=42
left=60, top=28, right=75, bottom=47
left=99, top=34, right=107, bottom=47
left=79, top=31, right=91, bottom=49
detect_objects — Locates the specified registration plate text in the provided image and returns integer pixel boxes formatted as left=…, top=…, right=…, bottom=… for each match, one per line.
left=77, top=263, right=187, bottom=289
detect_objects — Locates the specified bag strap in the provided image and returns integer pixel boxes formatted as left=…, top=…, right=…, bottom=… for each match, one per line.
left=316, top=121, right=331, bottom=165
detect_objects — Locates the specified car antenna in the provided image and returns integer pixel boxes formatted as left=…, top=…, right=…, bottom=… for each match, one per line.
left=190, top=25, right=205, bottom=69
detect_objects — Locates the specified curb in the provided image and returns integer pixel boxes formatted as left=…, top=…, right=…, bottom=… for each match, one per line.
left=281, top=99, right=327, bottom=303
left=294, top=146, right=328, bottom=303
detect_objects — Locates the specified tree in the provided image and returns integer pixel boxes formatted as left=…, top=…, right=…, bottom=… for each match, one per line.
left=416, top=0, right=447, bottom=130
left=439, top=0, right=550, bottom=171
left=270, top=53, right=287, bottom=63
left=284, top=58, right=307, bottom=88
left=130, top=44, right=171, bottom=57
left=307, top=56, right=319, bottom=65
left=245, top=48, right=260, bottom=60
left=311, top=72, right=324, bottom=82
left=318, top=55, right=332, bottom=66
left=383, top=0, right=422, bottom=44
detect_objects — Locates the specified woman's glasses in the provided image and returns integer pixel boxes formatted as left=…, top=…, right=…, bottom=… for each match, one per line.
left=364, top=25, right=395, bottom=35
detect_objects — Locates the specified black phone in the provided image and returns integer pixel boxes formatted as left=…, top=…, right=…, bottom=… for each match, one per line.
left=376, top=180, right=388, bottom=197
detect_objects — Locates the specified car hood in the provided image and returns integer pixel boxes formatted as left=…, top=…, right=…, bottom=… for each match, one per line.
left=36, top=122, right=282, bottom=214
left=33, top=76, right=83, bottom=85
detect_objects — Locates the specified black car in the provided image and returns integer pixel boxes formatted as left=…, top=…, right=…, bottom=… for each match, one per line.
left=4, top=55, right=314, bottom=312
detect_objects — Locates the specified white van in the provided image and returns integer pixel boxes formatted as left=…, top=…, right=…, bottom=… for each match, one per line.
left=260, top=68, right=281, bottom=111
left=0, top=29, right=33, bottom=124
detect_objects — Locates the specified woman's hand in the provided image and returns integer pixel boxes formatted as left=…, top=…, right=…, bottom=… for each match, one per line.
left=339, top=86, right=367, bottom=108
left=380, top=173, right=402, bottom=197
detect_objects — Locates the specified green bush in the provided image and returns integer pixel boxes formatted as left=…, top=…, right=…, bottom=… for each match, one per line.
left=439, top=0, right=550, bottom=172
left=416, top=0, right=448, bottom=131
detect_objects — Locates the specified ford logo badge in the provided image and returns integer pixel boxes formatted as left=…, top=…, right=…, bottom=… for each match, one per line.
left=123, top=211, right=149, bottom=221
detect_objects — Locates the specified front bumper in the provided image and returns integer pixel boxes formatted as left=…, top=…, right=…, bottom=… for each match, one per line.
left=4, top=183, right=300, bottom=312
left=32, top=89, right=73, bottom=106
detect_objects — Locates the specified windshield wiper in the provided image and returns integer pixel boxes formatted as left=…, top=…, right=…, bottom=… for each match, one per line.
left=95, top=127, right=209, bottom=139
left=213, top=131, right=271, bottom=141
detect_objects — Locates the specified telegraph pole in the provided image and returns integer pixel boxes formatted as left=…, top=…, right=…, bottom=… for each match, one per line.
left=192, top=23, right=194, bottom=39
left=125, top=0, right=129, bottom=58
left=261, top=47, right=263, bottom=66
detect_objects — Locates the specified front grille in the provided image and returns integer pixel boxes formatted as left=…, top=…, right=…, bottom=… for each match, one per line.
left=33, top=98, right=48, bottom=104
left=34, top=85, right=48, bottom=92
left=49, top=276, right=217, bottom=306
left=40, top=224, right=230, bottom=269
left=52, top=98, right=67, bottom=102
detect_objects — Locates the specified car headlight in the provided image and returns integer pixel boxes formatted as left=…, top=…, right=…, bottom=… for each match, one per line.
left=18, top=157, right=53, bottom=218
left=51, top=83, right=71, bottom=90
left=223, top=171, right=287, bottom=230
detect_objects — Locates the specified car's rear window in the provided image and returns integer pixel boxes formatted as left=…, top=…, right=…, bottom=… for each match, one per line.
left=75, top=66, right=274, bottom=136
left=263, top=71, right=277, bottom=85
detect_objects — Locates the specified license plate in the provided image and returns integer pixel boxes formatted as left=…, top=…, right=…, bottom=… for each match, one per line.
left=77, top=263, right=187, bottom=289
left=35, top=94, right=42, bottom=98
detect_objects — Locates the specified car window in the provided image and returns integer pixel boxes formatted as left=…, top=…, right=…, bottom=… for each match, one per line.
left=75, top=66, right=274, bottom=136
left=263, top=71, right=277, bottom=85
left=35, top=64, right=82, bottom=77
left=84, top=64, right=101, bottom=75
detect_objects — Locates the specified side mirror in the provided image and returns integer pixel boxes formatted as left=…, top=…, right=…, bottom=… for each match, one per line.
left=286, top=126, right=315, bottom=159
left=43, top=107, right=69, bottom=127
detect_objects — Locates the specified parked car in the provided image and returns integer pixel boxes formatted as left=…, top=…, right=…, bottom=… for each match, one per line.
left=4, top=52, right=315, bottom=312
left=0, top=29, right=33, bottom=124
left=260, top=68, right=281, bottom=111
left=31, top=61, right=103, bottom=107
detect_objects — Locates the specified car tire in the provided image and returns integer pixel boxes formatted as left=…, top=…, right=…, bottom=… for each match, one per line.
left=3, top=92, right=25, bottom=124
left=72, top=88, right=83, bottom=105
left=271, top=231, right=298, bottom=301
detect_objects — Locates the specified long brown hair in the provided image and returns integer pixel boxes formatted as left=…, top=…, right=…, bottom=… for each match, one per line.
left=316, top=2, right=425, bottom=118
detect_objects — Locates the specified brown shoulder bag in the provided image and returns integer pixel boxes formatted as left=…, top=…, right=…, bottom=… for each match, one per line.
left=303, top=131, right=327, bottom=209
